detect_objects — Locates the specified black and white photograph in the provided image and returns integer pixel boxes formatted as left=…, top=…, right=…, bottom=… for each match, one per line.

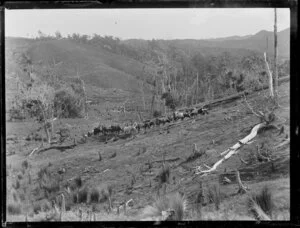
left=4, top=6, right=291, bottom=222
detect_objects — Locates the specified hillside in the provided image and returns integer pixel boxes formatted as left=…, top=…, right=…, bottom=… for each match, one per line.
left=6, top=37, right=151, bottom=95
left=6, top=80, right=290, bottom=221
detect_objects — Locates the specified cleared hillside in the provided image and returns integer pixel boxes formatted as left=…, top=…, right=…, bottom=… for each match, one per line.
left=6, top=38, right=152, bottom=95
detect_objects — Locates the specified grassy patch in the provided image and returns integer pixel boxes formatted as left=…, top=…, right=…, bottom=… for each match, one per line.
left=207, top=184, right=221, bottom=210
left=7, top=203, right=22, bottom=215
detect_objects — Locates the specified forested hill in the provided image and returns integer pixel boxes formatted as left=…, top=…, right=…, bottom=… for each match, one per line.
left=5, top=28, right=289, bottom=106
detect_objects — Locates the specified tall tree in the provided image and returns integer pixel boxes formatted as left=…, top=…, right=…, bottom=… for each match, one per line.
left=273, top=8, right=279, bottom=98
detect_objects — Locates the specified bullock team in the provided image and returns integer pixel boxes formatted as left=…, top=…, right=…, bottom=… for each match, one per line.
left=87, top=106, right=209, bottom=137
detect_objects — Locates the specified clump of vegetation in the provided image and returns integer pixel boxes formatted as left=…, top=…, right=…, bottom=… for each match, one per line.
left=153, top=110, right=162, bottom=118
left=109, top=151, right=117, bottom=159
left=207, top=184, right=221, bottom=210
left=162, top=92, right=178, bottom=111
left=13, top=179, right=20, bottom=190
left=90, top=187, right=100, bottom=203
left=156, top=164, right=170, bottom=196
left=142, top=192, right=187, bottom=221
left=37, top=166, right=61, bottom=199
left=33, top=203, right=42, bottom=214
left=17, top=173, right=23, bottom=180
left=21, top=160, right=29, bottom=170
left=247, top=186, right=274, bottom=220
left=53, top=89, right=83, bottom=118
left=7, top=203, right=22, bottom=215
left=74, top=176, right=83, bottom=189
left=76, top=186, right=89, bottom=204
left=158, top=165, right=170, bottom=185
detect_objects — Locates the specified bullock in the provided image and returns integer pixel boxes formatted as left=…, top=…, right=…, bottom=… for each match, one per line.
left=93, top=126, right=102, bottom=135
left=190, top=108, right=199, bottom=117
left=183, top=111, right=191, bottom=118
left=111, top=124, right=122, bottom=135
left=198, top=107, right=209, bottom=115
left=123, top=122, right=137, bottom=134
left=174, top=111, right=185, bottom=121
left=135, top=122, right=143, bottom=133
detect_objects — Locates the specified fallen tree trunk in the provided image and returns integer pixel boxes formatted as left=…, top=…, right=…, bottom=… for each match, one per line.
left=152, top=157, right=180, bottom=163
left=195, top=123, right=266, bottom=175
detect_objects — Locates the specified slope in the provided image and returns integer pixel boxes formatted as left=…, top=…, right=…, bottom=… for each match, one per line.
left=7, top=38, right=151, bottom=94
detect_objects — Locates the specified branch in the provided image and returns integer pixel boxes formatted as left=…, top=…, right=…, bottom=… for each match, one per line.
left=274, top=138, right=290, bottom=150
left=242, top=94, right=264, bottom=118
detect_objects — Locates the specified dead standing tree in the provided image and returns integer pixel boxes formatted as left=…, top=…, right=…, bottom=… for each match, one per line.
left=76, top=68, right=89, bottom=119
left=273, top=8, right=279, bottom=98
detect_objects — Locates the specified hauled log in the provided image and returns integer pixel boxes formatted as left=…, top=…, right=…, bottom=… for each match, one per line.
left=195, top=123, right=266, bottom=175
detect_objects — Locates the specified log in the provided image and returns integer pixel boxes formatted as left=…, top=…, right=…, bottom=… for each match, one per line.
left=152, top=157, right=180, bottom=163
left=195, top=123, right=265, bottom=175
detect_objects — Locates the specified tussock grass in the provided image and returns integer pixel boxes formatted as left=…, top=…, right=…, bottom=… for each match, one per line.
left=21, top=160, right=29, bottom=170
left=13, top=179, right=20, bottom=190
left=158, top=165, right=170, bottom=185
left=74, top=176, right=83, bottom=189
left=142, top=192, right=187, bottom=221
left=207, top=184, right=221, bottom=210
left=76, top=186, right=89, bottom=204
left=17, top=173, right=23, bottom=180
left=33, top=203, right=42, bottom=214
left=247, top=186, right=273, bottom=220
left=7, top=203, right=22, bottom=215
left=90, top=187, right=100, bottom=203
left=99, top=189, right=108, bottom=203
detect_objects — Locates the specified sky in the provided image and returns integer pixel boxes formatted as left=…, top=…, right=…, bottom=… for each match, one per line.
left=5, top=8, right=290, bottom=40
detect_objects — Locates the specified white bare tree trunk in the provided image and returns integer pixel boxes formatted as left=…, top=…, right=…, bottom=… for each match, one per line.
left=274, top=8, right=278, bottom=98
left=264, top=52, right=274, bottom=98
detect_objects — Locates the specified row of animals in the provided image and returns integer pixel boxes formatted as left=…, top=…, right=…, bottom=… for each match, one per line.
left=87, top=106, right=209, bottom=137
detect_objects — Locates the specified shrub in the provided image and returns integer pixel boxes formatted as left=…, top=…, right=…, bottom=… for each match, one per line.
left=54, top=89, right=83, bottom=118
left=7, top=203, right=22, bottom=215
left=162, top=92, right=178, bottom=111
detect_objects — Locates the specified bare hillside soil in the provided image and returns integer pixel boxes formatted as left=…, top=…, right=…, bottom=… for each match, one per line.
left=6, top=81, right=290, bottom=221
